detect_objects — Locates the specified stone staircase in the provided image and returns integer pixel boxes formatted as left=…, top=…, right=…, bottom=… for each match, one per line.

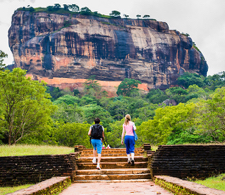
left=73, top=148, right=151, bottom=183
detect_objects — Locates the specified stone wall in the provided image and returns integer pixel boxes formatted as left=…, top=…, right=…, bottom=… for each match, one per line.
left=151, top=145, right=225, bottom=179
left=0, top=153, right=79, bottom=186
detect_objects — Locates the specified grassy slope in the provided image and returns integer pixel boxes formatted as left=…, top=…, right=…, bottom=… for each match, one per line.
left=0, top=185, right=33, bottom=195
left=195, top=173, right=225, bottom=191
left=0, top=144, right=74, bottom=156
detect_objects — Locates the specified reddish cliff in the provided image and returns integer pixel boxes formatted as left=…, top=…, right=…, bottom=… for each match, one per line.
left=8, top=10, right=208, bottom=95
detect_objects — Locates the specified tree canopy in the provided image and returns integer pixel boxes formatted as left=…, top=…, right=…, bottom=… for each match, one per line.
left=195, top=87, right=225, bottom=142
left=110, top=10, right=121, bottom=17
left=2, top=54, right=225, bottom=148
left=117, top=78, right=141, bottom=96
left=143, top=15, right=150, bottom=19
left=0, top=68, right=56, bottom=145
left=136, top=14, right=141, bottom=19
left=0, top=50, right=8, bottom=70
left=69, top=4, right=79, bottom=12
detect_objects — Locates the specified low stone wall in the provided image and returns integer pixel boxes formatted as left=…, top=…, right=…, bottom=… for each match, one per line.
left=151, top=145, right=225, bottom=179
left=8, top=177, right=71, bottom=195
left=0, top=152, right=79, bottom=186
left=155, top=175, right=225, bottom=195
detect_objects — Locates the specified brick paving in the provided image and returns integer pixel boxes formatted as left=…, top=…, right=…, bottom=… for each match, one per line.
left=59, top=182, right=174, bottom=195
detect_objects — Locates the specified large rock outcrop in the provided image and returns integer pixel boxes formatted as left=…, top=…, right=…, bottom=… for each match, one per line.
left=8, top=10, right=208, bottom=94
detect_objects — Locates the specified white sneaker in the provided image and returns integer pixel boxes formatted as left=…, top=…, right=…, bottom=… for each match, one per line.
left=92, top=158, right=96, bottom=164
left=96, top=165, right=101, bottom=170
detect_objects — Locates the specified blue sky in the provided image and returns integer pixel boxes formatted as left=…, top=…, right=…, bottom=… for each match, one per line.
left=0, top=0, right=225, bottom=76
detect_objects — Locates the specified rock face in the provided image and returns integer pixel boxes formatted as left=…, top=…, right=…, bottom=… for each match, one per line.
left=8, top=10, right=208, bottom=92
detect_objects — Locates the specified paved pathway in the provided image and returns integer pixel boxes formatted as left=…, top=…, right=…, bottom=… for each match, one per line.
left=60, top=182, right=173, bottom=195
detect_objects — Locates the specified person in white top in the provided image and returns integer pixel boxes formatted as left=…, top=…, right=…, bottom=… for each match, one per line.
left=121, top=114, right=136, bottom=166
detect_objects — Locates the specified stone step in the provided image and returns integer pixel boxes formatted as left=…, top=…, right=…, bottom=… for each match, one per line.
left=82, top=148, right=144, bottom=151
left=74, top=173, right=151, bottom=180
left=76, top=168, right=150, bottom=175
left=77, top=156, right=148, bottom=163
left=73, top=179, right=152, bottom=183
left=77, top=162, right=148, bottom=169
left=80, top=153, right=144, bottom=157
left=81, top=148, right=144, bottom=154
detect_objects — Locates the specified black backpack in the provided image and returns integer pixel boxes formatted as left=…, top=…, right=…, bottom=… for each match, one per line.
left=91, top=124, right=103, bottom=139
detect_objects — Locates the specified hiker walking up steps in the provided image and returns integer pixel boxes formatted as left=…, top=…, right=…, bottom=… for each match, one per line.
left=88, top=118, right=104, bottom=170
left=121, top=114, right=136, bottom=166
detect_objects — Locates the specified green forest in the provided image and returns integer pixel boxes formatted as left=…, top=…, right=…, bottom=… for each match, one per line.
left=1, top=50, right=225, bottom=147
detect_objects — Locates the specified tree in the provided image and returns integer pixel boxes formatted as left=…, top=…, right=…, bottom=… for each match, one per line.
left=138, top=102, right=196, bottom=145
left=73, top=89, right=80, bottom=96
left=108, top=99, right=129, bottom=120
left=29, top=7, right=35, bottom=12
left=165, top=87, right=190, bottom=104
left=0, top=50, right=8, bottom=70
left=80, top=7, right=91, bottom=14
left=146, top=89, right=169, bottom=104
left=124, top=14, right=129, bottom=19
left=185, top=84, right=209, bottom=102
left=110, top=10, right=121, bottom=18
left=53, top=122, right=90, bottom=147
left=105, top=119, right=124, bottom=148
left=117, top=78, right=141, bottom=96
left=143, top=15, right=150, bottom=19
left=47, top=6, right=54, bottom=11
left=177, top=72, right=205, bottom=88
left=53, top=3, right=61, bottom=10
left=134, top=103, right=159, bottom=122
left=46, top=86, right=64, bottom=101
left=83, top=76, right=108, bottom=99
left=69, top=4, right=79, bottom=12
left=79, top=95, right=98, bottom=106
left=81, top=104, right=113, bottom=128
left=204, top=72, right=225, bottom=90
left=136, top=14, right=141, bottom=19
left=0, top=68, right=57, bottom=145
left=53, top=94, right=80, bottom=105
left=127, top=97, right=148, bottom=116
left=63, top=4, right=69, bottom=11
left=195, top=87, right=225, bottom=142
left=166, top=87, right=188, bottom=96
left=52, top=102, right=84, bottom=123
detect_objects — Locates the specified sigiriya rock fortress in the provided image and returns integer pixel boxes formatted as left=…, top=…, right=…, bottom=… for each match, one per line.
left=8, top=10, right=208, bottom=96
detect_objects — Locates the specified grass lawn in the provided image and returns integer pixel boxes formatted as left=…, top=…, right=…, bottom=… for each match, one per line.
left=0, top=144, right=74, bottom=156
left=195, top=173, right=225, bottom=191
left=0, top=184, right=33, bottom=195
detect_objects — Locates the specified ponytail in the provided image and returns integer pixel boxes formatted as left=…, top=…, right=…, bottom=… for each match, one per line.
left=124, top=114, right=131, bottom=125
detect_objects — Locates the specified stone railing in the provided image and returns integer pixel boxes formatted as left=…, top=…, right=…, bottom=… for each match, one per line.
left=151, top=145, right=225, bottom=179
left=0, top=152, right=79, bottom=186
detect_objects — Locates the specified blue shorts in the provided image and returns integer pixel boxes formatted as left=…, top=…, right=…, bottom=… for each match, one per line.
left=124, top=135, right=135, bottom=154
left=91, top=139, right=102, bottom=154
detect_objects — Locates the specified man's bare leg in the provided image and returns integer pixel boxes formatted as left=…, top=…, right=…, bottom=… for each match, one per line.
left=97, top=153, right=101, bottom=170
left=98, top=153, right=101, bottom=164
left=92, top=149, right=97, bottom=164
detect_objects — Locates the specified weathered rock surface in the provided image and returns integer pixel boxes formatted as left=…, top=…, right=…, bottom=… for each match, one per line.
left=8, top=10, right=208, bottom=93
